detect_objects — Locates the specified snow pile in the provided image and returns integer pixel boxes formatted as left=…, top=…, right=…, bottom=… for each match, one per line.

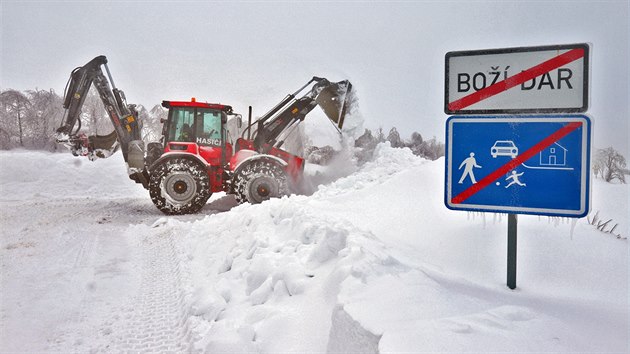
left=141, top=195, right=402, bottom=353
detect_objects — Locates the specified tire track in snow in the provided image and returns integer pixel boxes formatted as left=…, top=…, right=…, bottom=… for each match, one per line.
left=40, top=198, right=153, bottom=352
left=3, top=197, right=104, bottom=352
left=49, top=231, right=99, bottom=348
left=111, top=228, right=194, bottom=353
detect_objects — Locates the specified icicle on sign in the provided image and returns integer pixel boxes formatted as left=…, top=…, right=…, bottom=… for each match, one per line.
left=444, top=43, right=589, bottom=114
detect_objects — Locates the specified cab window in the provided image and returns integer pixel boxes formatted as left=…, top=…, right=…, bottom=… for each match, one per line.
left=167, top=108, right=195, bottom=142
left=195, top=109, right=222, bottom=146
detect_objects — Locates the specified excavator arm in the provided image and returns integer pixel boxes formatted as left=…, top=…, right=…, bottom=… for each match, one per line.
left=56, top=55, right=143, bottom=164
left=250, top=77, right=353, bottom=152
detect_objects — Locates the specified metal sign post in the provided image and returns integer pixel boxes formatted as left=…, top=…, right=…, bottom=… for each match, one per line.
left=507, top=214, right=518, bottom=289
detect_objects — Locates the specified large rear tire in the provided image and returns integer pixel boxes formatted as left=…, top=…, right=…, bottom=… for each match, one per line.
left=149, top=158, right=211, bottom=215
left=233, top=160, right=288, bottom=204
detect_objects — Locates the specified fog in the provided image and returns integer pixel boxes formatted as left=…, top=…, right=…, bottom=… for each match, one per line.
left=2, top=1, right=628, bottom=153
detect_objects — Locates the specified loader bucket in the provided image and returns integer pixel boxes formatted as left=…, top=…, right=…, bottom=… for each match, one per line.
left=315, top=80, right=353, bottom=130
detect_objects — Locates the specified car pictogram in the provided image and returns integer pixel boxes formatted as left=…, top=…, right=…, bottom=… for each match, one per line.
left=491, top=140, right=518, bottom=158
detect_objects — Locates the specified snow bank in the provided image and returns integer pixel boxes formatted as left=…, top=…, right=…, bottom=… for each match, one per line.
left=138, top=192, right=401, bottom=353
left=0, top=150, right=147, bottom=201
left=319, top=146, right=628, bottom=352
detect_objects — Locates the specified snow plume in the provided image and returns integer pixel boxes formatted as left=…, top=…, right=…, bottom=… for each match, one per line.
left=298, top=108, right=365, bottom=195
left=340, top=109, right=365, bottom=142
left=299, top=136, right=359, bottom=195
left=300, top=137, right=424, bottom=197
left=315, top=142, right=425, bottom=199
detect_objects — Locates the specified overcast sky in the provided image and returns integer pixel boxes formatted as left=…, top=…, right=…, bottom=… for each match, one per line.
left=1, top=0, right=628, bottom=153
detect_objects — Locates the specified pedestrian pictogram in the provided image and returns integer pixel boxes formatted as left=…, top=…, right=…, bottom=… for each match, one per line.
left=445, top=115, right=591, bottom=217
left=458, top=152, right=482, bottom=184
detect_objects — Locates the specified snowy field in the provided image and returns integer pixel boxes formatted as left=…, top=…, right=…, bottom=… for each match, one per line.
left=1, top=147, right=628, bottom=353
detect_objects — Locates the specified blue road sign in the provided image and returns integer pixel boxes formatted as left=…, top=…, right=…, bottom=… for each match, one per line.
left=445, top=115, right=591, bottom=217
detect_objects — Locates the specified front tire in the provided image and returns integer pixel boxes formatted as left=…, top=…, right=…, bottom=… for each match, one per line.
left=149, top=158, right=211, bottom=215
left=233, top=160, right=288, bottom=204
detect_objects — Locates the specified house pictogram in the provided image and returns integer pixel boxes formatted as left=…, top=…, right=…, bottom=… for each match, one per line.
left=539, top=142, right=567, bottom=166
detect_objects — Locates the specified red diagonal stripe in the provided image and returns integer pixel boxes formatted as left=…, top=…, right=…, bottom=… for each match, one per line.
left=448, top=48, right=585, bottom=111
left=451, top=121, right=583, bottom=204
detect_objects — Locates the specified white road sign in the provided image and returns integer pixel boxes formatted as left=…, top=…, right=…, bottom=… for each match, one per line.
left=445, top=43, right=590, bottom=114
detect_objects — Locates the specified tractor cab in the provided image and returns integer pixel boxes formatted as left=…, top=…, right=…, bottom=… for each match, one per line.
left=161, top=99, right=235, bottom=165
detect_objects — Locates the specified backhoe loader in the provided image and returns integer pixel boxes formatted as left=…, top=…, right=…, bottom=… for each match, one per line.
left=56, top=55, right=353, bottom=214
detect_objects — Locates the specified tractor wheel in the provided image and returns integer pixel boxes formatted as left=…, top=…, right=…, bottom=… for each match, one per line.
left=149, top=158, right=211, bottom=215
left=233, top=160, right=288, bottom=204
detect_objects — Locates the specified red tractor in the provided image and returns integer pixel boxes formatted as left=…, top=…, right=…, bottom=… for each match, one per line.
left=55, top=56, right=353, bottom=214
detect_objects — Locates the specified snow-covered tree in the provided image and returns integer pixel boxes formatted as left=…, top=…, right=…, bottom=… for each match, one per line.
left=386, top=127, right=404, bottom=148
left=355, top=128, right=376, bottom=149
left=0, top=89, right=30, bottom=147
left=594, top=147, right=627, bottom=183
left=24, top=89, right=63, bottom=150
left=412, top=136, right=444, bottom=160
left=375, top=127, right=386, bottom=143
left=405, top=131, right=424, bottom=156
left=142, top=104, right=167, bottom=143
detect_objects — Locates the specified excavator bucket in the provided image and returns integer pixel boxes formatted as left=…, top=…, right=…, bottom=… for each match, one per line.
left=315, top=80, right=353, bottom=130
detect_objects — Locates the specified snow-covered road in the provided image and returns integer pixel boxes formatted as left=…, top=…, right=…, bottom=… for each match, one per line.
left=1, top=147, right=628, bottom=353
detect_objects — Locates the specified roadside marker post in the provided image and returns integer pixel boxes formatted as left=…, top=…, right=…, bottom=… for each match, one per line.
left=443, top=43, right=592, bottom=290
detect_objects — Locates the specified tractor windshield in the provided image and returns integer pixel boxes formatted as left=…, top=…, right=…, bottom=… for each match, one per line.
left=168, top=107, right=195, bottom=142
left=167, top=107, right=223, bottom=146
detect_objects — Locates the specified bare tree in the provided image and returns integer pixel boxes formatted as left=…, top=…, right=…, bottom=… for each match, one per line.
left=594, top=147, right=627, bottom=183
left=0, top=90, right=30, bottom=147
